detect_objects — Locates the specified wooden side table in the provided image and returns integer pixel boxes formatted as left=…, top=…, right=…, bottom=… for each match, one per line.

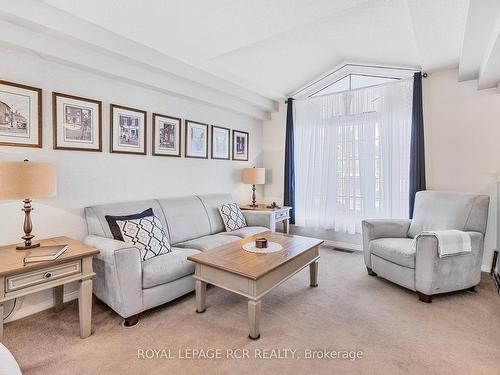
left=0, top=236, right=99, bottom=342
left=240, top=205, right=292, bottom=233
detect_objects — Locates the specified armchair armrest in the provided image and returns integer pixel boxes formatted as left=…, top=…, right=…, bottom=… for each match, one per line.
left=415, top=231, right=484, bottom=295
left=242, top=211, right=273, bottom=229
left=84, top=235, right=143, bottom=318
left=362, top=219, right=411, bottom=267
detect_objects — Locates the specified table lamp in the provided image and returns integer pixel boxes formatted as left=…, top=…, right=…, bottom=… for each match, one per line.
left=242, top=167, right=265, bottom=207
left=0, top=160, right=56, bottom=249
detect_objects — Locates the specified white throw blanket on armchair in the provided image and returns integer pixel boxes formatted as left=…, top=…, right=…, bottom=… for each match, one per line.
left=413, top=230, right=472, bottom=258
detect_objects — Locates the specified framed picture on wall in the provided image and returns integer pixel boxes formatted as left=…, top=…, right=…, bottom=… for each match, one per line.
left=0, top=80, right=42, bottom=148
left=232, top=129, right=249, bottom=161
left=152, top=113, right=181, bottom=157
left=52, top=92, right=102, bottom=151
left=211, top=125, right=230, bottom=160
left=110, top=104, right=147, bottom=155
left=185, top=120, right=208, bottom=159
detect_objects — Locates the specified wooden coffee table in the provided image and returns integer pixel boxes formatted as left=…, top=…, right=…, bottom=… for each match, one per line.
left=187, top=231, right=323, bottom=339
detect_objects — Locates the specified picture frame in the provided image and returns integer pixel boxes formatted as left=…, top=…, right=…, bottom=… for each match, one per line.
left=152, top=113, right=182, bottom=157
left=232, top=129, right=249, bottom=161
left=110, top=104, right=147, bottom=155
left=185, top=120, right=209, bottom=159
left=211, top=125, right=230, bottom=160
left=52, top=92, right=102, bottom=152
left=0, top=80, right=42, bottom=148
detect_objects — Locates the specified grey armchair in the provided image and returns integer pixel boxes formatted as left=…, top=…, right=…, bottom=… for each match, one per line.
left=362, top=191, right=489, bottom=303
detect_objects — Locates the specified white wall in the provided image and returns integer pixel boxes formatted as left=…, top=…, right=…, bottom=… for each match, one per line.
left=0, top=47, right=264, bottom=321
left=423, top=68, right=500, bottom=270
left=262, top=101, right=286, bottom=203
left=263, top=68, right=500, bottom=269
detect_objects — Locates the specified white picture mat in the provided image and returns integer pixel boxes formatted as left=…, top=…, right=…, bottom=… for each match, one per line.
left=155, top=116, right=180, bottom=155
left=212, top=127, right=229, bottom=159
left=0, top=83, right=39, bottom=145
left=55, top=96, right=100, bottom=149
left=186, top=122, right=207, bottom=157
left=112, top=106, right=145, bottom=153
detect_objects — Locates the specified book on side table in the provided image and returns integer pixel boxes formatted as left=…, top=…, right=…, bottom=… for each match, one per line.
left=23, top=244, right=68, bottom=264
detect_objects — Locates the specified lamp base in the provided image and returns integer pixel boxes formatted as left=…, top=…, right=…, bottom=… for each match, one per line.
left=250, top=184, right=257, bottom=207
left=17, top=198, right=39, bottom=250
left=16, top=242, right=40, bottom=250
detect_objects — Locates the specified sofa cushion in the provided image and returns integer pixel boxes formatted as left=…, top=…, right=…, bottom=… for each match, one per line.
left=176, top=233, right=240, bottom=252
left=369, top=238, right=416, bottom=268
left=197, top=193, right=233, bottom=233
left=158, top=196, right=211, bottom=244
left=142, top=248, right=200, bottom=289
left=218, top=203, right=247, bottom=232
left=106, top=209, right=171, bottom=261
left=408, top=191, right=489, bottom=238
left=220, top=226, right=268, bottom=238
left=85, top=199, right=167, bottom=239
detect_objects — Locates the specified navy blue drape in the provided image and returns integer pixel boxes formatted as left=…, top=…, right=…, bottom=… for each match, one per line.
left=284, top=98, right=295, bottom=224
left=409, top=72, right=426, bottom=218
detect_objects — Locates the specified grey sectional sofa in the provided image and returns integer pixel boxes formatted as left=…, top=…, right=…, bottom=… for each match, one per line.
left=84, top=194, right=269, bottom=325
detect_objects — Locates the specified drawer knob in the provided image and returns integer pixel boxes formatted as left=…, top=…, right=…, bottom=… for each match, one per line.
left=44, top=272, right=52, bottom=279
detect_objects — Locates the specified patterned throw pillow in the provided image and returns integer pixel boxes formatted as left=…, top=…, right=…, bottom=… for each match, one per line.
left=105, top=208, right=171, bottom=261
left=218, top=203, right=247, bottom=232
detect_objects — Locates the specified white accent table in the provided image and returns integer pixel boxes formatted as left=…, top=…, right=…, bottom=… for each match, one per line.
left=240, top=205, right=292, bottom=233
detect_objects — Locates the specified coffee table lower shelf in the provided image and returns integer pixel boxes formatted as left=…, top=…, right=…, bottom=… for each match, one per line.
left=191, top=245, right=320, bottom=340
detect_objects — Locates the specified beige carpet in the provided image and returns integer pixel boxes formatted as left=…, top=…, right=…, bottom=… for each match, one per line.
left=3, top=248, right=500, bottom=375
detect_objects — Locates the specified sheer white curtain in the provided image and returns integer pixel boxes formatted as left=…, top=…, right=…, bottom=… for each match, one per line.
left=294, top=78, right=413, bottom=234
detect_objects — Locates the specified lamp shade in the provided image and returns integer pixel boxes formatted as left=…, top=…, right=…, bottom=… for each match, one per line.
left=0, top=161, right=56, bottom=200
left=242, top=168, right=265, bottom=185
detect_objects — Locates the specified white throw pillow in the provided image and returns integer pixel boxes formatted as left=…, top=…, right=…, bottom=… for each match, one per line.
left=218, top=203, right=247, bottom=232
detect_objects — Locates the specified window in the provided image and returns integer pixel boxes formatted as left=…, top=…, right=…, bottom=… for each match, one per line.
left=311, top=74, right=398, bottom=96
left=294, top=77, right=413, bottom=234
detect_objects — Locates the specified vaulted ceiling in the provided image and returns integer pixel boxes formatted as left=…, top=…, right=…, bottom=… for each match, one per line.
left=0, top=0, right=499, bottom=120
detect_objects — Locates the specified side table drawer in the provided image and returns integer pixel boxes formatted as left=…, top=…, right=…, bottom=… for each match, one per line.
left=5, top=261, right=82, bottom=293
left=275, top=210, right=289, bottom=220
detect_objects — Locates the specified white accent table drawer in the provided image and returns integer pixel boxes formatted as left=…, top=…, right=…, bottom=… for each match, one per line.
left=274, top=210, right=289, bottom=220
left=5, top=260, right=81, bottom=293
left=240, top=205, right=292, bottom=234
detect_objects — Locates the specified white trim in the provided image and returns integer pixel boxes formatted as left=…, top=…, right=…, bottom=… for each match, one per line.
left=321, top=240, right=362, bottom=252
left=3, top=290, right=79, bottom=323
left=481, top=264, right=491, bottom=273
left=0, top=0, right=277, bottom=120
left=288, top=62, right=419, bottom=99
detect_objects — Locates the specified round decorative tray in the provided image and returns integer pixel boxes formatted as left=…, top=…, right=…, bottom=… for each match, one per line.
left=242, top=241, right=283, bottom=254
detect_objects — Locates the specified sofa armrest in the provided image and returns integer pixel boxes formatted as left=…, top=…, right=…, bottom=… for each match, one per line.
left=84, top=235, right=143, bottom=318
left=362, top=219, right=411, bottom=267
left=242, top=211, right=273, bottom=229
left=415, top=231, right=484, bottom=295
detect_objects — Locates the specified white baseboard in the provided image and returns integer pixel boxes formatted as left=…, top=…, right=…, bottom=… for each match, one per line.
left=322, top=240, right=362, bottom=252
left=4, top=290, right=79, bottom=323
left=481, top=264, right=491, bottom=273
